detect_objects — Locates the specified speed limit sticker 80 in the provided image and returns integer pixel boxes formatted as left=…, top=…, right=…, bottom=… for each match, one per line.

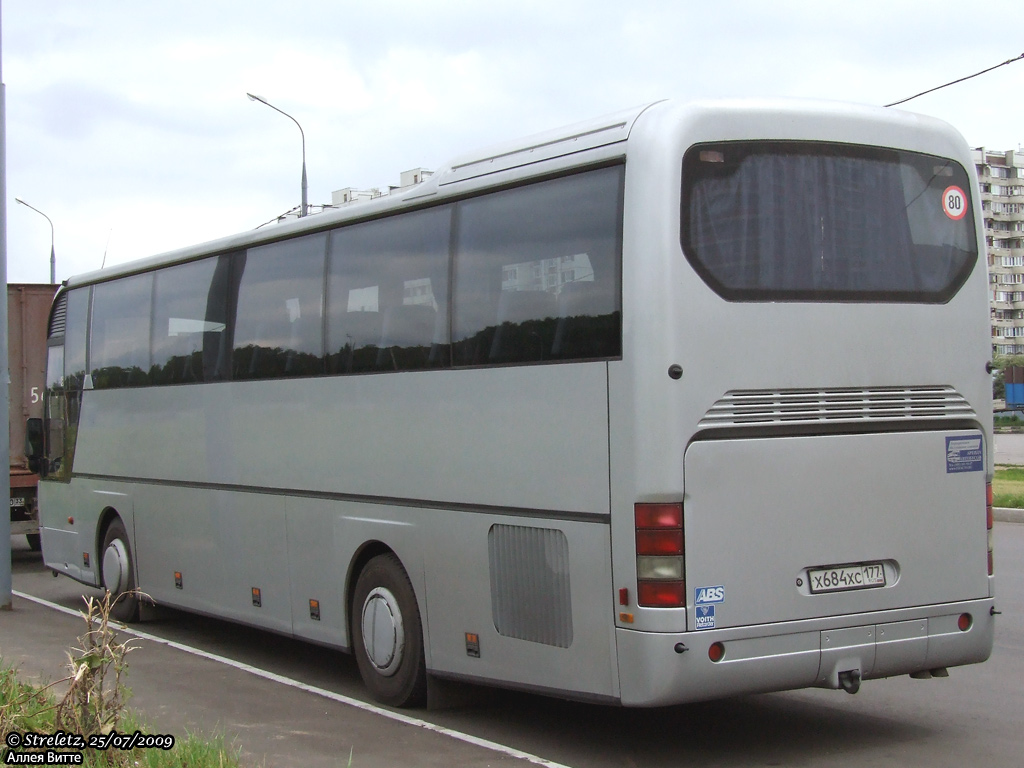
left=943, top=185, right=968, bottom=221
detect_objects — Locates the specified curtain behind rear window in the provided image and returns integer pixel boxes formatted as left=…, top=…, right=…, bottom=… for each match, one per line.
left=681, top=142, right=978, bottom=302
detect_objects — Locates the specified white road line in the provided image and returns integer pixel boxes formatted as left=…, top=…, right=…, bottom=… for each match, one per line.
left=13, top=589, right=573, bottom=768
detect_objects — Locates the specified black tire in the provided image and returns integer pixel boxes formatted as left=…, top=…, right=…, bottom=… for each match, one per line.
left=100, top=519, right=140, bottom=622
left=350, top=553, right=427, bottom=707
left=26, top=533, right=42, bottom=552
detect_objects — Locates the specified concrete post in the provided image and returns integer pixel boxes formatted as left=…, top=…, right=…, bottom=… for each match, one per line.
left=1, top=0, right=13, bottom=610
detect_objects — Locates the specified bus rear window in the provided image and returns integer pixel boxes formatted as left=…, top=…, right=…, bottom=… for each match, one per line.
left=680, top=142, right=978, bottom=302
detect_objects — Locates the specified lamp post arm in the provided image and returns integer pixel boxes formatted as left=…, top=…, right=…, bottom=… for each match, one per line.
left=14, top=198, right=56, bottom=282
left=246, top=93, right=308, bottom=217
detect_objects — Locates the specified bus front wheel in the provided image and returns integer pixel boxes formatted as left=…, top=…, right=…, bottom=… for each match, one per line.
left=351, top=553, right=427, bottom=707
left=101, top=519, right=140, bottom=622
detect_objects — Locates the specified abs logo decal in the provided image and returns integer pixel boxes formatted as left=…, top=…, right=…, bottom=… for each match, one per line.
left=695, top=585, right=725, bottom=605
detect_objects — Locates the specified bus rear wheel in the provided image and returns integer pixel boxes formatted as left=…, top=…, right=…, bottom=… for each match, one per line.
left=351, top=553, right=427, bottom=707
left=101, top=519, right=140, bottom=622
left=26, top=533, right=41, bottom=552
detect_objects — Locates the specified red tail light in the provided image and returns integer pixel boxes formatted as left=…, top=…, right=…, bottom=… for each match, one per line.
left=986, top=481, right=994, bottom=530
left=636, top=529, right=684, bottom=555
left=987, top=480, right=994, bottom=576
left=635, top=503, right=682, bottom=529
left=638, top=580, right=686, bottom=608
left=635, top=502, right=685, bottom=608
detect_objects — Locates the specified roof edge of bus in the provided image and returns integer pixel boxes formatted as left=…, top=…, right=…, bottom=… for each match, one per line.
left=60, top=96, right=968, bottom=290
left=674, top=96, right=970, bottom=144
left=62, top=100, right=667, bottom=290
left=431, top=100, right=665, bottom=186
left=61, top=181, right=439, bottom=288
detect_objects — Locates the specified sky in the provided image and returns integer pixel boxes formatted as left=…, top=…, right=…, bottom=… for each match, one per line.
left=3, top=1, right=1024, bottom=284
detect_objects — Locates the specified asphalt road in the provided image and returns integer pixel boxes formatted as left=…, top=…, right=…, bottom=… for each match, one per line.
left=3, top=525, right=1022, bottom=768
left=995, top=431, right=1024, bottom=465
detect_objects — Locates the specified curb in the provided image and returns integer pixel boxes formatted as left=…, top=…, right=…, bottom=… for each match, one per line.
left=994, top=507, right=1024, bottom=524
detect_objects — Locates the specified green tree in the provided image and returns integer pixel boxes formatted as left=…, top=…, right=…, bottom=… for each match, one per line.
left=992, top=355, right=1024, bottom=401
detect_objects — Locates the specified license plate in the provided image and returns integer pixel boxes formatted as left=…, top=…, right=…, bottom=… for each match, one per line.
left=10, top=497, right=25, bottom=509
left=808, top=563, right=886, bottom=594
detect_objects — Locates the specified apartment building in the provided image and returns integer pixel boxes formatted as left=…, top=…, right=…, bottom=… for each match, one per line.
left=976, top=147, right=1024, bottom=356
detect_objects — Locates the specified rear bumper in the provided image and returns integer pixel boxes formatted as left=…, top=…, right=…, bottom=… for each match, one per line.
left=616, top=598, right=995, bottom=706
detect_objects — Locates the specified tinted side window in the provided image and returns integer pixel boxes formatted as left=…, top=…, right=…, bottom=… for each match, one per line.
left=91, top=274, right=153, bottom=388
left=63, top=288, right=90, bottom=389
left=327, top=206, right=451, bottom=373
left=233, top=234, right=327, bottom=380
left=44, top=344, right=68, bottom=479
left=45, top=288, right=89, bottom=480
left=452, top=166, right=623, bottom=366
left=151, top=255, right=232, bottom=385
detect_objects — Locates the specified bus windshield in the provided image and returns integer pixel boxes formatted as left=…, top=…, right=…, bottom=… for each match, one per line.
left=681, top=141, right=978, bottom=302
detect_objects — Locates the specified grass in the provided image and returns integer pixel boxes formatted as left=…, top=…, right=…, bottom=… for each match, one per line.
left=0, top=662, right=249, bottom=768
left=0, top=592, right=250, bottom=768
left=993, top=465, right=1024, bottom=508
left=120, top=712, right=247, bottom=768
left=994, top=414, right=1024, bottom=428
left=0, top=663, right=51, bottom=734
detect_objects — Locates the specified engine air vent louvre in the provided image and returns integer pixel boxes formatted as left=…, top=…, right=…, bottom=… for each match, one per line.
left=488, top=524, right=573, bottom=648
left=698, top=386, right=975, bottom=429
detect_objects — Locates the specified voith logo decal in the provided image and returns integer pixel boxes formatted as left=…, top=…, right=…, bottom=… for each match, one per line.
left=695, top=605, right=716, bottom=629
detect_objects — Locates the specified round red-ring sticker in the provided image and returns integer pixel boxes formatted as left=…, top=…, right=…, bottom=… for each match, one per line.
left=942, top=185, right=968, bottom=220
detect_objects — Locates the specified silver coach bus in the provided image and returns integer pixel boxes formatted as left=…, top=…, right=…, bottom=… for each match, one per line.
left=39, top=99, right=994, bottom=707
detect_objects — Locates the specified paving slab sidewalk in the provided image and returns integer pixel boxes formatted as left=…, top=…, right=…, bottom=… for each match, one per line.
left=0, top=595, right=536, bottom=768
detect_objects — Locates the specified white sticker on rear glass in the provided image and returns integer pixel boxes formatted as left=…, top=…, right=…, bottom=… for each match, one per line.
left=942, top=185, right=968, bottom=221
left=946, top=436, right=983, bottom=473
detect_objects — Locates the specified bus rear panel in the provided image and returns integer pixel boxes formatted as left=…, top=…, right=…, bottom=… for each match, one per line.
left=611, top=102, right=992, bottom=705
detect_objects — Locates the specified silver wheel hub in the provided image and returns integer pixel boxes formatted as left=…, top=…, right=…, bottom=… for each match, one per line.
left=361, top=587, right=405, bottom=676
left=102, top=539, right=129, bottom=594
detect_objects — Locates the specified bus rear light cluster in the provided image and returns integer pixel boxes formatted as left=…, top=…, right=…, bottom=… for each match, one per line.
left=987, top=480, right=994, bottom=576
left=635, top=502, right=685, bottom=608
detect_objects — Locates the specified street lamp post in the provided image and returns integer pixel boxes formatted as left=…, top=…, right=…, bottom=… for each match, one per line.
left=14, top=198, right=55, bottom=283
left=246, top=93, right=308, bottom=218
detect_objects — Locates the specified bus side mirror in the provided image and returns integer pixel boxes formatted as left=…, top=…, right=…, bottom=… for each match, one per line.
left=25, top=417, right=44, bottom=474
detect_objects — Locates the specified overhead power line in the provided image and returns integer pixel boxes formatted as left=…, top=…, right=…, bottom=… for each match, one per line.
left=885, top=52, right=1024, bottom=107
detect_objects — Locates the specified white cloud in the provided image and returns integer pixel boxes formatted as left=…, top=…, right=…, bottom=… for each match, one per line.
left=5, top=0, right=1024, bottom=282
